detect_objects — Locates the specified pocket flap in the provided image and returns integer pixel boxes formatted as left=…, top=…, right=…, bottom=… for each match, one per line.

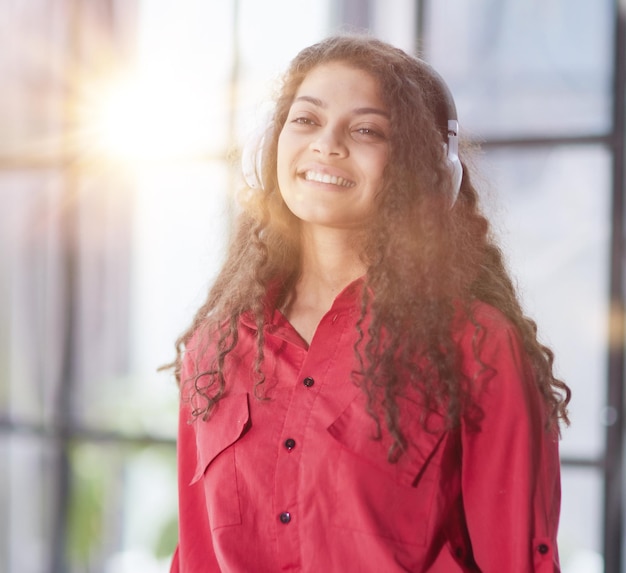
left=327, top=393, right=446, bottom=485
left=190, top=393, right=250, bottom=484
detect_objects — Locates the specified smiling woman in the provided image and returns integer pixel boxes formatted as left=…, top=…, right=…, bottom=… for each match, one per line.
left=166, top=34, right=570, bottom=573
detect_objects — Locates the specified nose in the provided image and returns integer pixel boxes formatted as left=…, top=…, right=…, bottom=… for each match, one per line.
left=310, top=125, right=347, bottom=157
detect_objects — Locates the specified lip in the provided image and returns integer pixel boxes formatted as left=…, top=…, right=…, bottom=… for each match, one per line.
left=297, top=163, right=356, bottom=188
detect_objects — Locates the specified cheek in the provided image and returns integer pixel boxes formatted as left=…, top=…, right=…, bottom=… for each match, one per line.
left=370, top=153, right=388, bottom=185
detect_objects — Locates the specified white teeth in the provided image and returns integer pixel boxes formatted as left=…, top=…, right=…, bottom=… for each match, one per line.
left=303, top=170, right=355, bottom=187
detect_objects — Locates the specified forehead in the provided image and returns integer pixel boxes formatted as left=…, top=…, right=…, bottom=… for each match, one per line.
left=295, top=62, right=385, bottom=107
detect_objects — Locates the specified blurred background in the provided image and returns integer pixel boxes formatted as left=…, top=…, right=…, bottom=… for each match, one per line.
left=0, top=0, right=621, bottom=571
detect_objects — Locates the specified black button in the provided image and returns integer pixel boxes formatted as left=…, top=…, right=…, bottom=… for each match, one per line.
left=284, top=438, right=296, bottom=450
left=279, top=512, right=291, bottom=524
left=303, top=377, right=314, bottom=387
left=537, top=543, right=549, bottom=555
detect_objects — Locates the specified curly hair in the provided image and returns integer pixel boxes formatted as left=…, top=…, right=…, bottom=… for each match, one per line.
left=168, top=34, right=570, bottom=459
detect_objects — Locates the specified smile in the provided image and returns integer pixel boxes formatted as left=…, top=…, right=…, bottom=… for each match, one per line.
left=303, top=170, right=356, bottom=188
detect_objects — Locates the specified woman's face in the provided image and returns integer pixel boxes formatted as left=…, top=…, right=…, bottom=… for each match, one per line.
left=277, top=62, right=390, bottom=232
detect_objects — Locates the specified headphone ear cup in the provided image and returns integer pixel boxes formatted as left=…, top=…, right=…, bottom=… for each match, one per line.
left=242, top=108, right=275, bottom=189
left=241, top=128, right=266, bottom=189
left=445, top=119, right=463, bottom=206
left=447, top=152, right=463, bottom=206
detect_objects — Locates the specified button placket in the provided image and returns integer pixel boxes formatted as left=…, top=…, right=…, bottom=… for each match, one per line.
left=274, top=298, right=352, bottom=570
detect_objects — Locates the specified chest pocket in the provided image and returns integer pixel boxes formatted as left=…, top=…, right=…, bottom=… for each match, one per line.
left=190, top=393, right=250, bottom=530
left=327, top=394, right=449, bottom=547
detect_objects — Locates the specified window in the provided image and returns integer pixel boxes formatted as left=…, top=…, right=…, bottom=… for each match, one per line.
left=1, top=1, right=622, bottom=571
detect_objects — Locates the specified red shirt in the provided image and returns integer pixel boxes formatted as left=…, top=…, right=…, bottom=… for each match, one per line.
left=171, top=281, right=561, bottom=572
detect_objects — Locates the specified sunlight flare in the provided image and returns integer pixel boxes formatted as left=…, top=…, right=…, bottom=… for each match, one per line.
left=82, top=71, right=216, bottom=163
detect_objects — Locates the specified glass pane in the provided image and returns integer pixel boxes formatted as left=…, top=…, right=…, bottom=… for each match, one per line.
left=65, top=441, right=176, bottom=573
left=479, top=145, right=611, bottom=460
left=370, top=0, right=418, bottom=54
left=0, top=2, right=68, bottom=159
left=0, top=170, right=66, bottom=423
left=71, top=172, right=134, bottom=430
left=559, top=467, right=604, bottom=573
left=126, top=0, right=235, bottom=159
left=425, top=0, right=613, bottom=138
left=1, top=434, right=54, bottom=573
left=1, top=433, right=177, bottom=573
left=124, top=162, right=232, bottom=438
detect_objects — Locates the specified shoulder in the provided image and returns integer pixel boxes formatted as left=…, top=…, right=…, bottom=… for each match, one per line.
left=179, top=321, right=224, bottom=397
left=453, top=301, right=536, bottom=398
left=455, top=300, right=513, bottom=331
left=453, top=301, right=522, bottom=354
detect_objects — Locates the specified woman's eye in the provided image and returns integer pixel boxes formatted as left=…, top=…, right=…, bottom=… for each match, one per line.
left=292, top=116, right=316, bottom=126
left=354, top=127, right=385, bottom=140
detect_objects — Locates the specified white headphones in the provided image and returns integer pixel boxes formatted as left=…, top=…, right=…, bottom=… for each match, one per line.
left=416, top=60, right=464, bottom=206
left=446, top=118, right=463, bottom=206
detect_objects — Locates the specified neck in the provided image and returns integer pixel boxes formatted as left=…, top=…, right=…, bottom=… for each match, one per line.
left=280, top=226, right=366, bottom=344
left=297, top=226, right=366, bottom=303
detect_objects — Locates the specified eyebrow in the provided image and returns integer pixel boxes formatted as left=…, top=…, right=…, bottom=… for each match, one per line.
left=293, top=95, right=390, bottom=118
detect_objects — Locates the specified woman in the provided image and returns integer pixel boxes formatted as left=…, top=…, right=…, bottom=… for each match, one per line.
left=168, top=35, right=570, bottom=572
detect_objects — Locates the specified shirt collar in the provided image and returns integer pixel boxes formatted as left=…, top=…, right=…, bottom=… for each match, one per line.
left=240, top=276, right=365, bottom=332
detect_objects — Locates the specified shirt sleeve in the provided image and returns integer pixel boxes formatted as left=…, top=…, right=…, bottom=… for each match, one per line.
left=459, top=311, right=562, bottom=573
left=172, top=346, right=223, bottom=573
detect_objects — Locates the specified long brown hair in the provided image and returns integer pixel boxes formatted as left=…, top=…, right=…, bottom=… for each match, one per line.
left=169, top=34, right=570, bottom=458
